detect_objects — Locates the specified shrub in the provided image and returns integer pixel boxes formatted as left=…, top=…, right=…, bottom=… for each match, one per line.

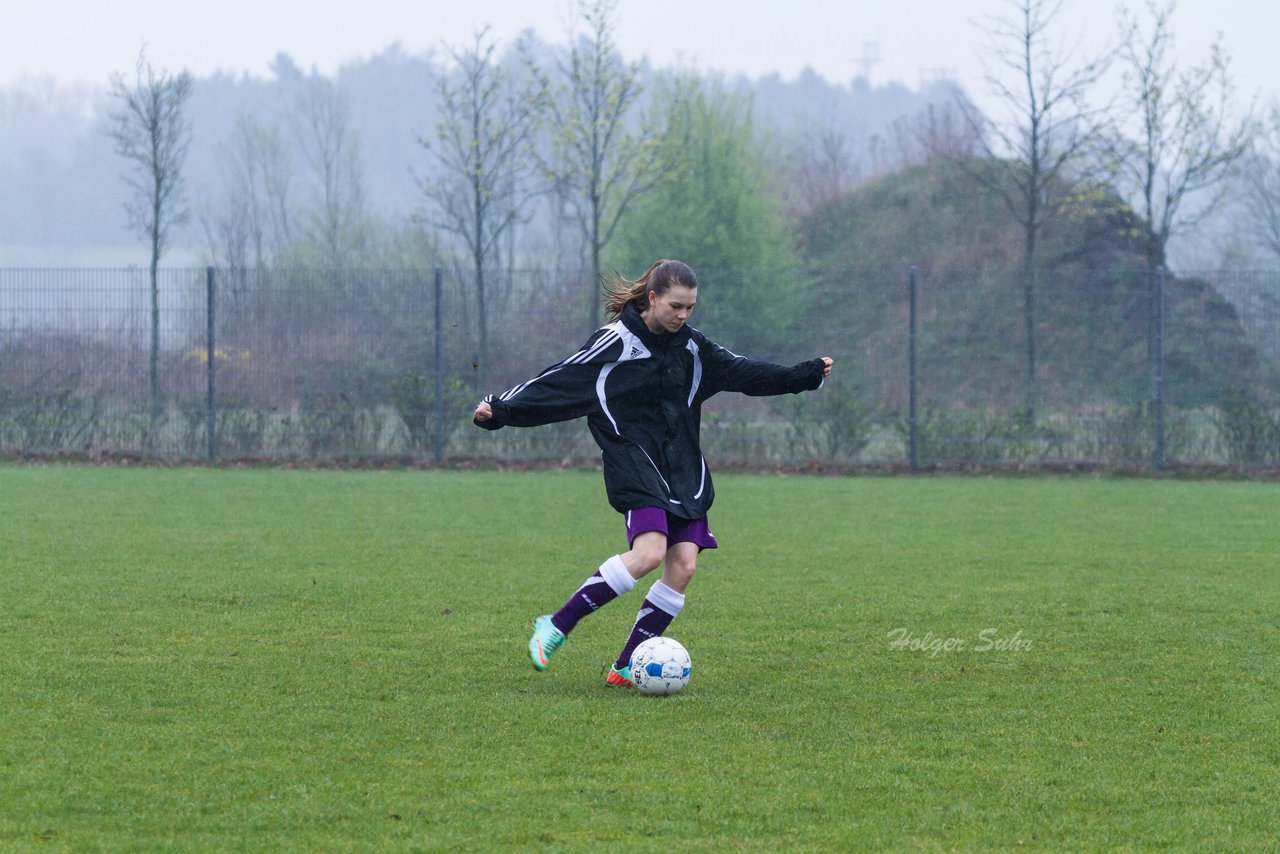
left=390, top=373, right=473, bottom=454
left=1215, top=389, right=1280, bottom=466
left=892, top=407, right=1065, bottom=466
left=765, top=374, right=874, bottom=463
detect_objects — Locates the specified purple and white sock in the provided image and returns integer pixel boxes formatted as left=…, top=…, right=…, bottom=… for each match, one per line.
left=550, top=555, right=635, bottom=635
left=614, top=579, right=685, bottom=671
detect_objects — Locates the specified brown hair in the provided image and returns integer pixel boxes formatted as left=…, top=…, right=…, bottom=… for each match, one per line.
left=602, top=259, right=698, bottom=319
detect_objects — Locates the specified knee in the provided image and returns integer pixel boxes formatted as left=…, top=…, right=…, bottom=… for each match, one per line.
left=664, top=554, right=697, bottom=590
left=629, top=539, right=666, bottom=575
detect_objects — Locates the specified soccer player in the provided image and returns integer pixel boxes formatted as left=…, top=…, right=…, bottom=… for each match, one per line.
left=473, top=259, right=833, bottom=686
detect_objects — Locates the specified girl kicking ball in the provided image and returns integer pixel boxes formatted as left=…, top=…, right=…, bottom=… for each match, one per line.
left=473, top=259, right=833, bottom=686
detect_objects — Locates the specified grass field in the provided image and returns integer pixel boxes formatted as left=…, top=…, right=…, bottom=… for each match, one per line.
left=2, top=465, right=1278, bottom=851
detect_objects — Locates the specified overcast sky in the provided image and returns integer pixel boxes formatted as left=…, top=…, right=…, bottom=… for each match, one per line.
left=2, top=0, right=1275, bottom=114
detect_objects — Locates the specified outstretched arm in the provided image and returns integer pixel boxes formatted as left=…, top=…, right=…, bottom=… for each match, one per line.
left=473, top=327, right=625, bottom=430
left=701, top=342, right=832, bottom=399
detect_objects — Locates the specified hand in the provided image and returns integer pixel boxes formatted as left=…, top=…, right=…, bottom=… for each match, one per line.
left=820, top=357, right=833, bottom=378
left=473, top=400, right=492, bottom=422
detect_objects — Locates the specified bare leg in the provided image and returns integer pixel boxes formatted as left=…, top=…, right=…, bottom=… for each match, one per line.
left=619, top=530, right=667, bottom=579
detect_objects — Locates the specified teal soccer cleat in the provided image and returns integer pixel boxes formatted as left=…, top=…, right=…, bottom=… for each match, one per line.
left=528, top=615, right=566, bottom=671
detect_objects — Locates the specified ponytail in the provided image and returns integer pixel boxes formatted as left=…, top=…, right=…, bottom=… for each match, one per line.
left=602, top=259, right=698, bottom=319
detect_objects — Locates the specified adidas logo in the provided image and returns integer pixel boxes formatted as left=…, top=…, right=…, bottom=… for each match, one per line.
left=629, top=345, right=643, bottom=359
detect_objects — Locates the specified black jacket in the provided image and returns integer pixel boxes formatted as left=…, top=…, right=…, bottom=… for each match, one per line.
left=475, top=301, right=826, bottom=519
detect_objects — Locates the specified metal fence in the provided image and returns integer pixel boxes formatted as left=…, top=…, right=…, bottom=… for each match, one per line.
left=2, top=265, right=1279, bottom=469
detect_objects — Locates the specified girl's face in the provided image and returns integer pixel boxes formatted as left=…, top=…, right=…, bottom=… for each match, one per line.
left=643, top=284, right=698, bottom=335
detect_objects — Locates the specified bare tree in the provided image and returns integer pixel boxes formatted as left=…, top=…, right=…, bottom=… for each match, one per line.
left=289, top=76, right=370, bottom=270
left=108, top=48, right=194, bottom=420
left=419, top=27, right=546, bottom=389
left=786, top=120, right=862, bottom=216
left=1244, top=103, right=1280, bottom=263
left=961, top=0, right=1110, bottom=424
left=201, top=114, right=294, bottom=308
left=1113, top=0, right=1255, bottom=274
left=889, top=92, right=984, bottom=172
left=534, top=0, right=660, bottom=322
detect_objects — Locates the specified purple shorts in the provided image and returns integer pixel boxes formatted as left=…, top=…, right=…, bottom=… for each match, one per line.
left=625, top=507, right=718, bottom=551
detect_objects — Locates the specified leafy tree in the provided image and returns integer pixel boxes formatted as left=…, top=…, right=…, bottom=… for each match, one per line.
left=609, top=73, right=801, bottom=352
left=107, top=48, right=194, bottom=420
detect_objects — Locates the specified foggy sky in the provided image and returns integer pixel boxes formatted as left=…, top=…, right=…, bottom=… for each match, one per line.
left=4, top=0, right=1276, bottom=115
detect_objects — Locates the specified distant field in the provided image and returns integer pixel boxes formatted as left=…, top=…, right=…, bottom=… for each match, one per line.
left=1, top=465, right=1277, bottom=851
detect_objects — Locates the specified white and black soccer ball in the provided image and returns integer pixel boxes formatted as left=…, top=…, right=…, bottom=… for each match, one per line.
left=629, top=637, right=692, bottom=696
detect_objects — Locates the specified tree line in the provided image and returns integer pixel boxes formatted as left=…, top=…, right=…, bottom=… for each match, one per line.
left=84, top=0, right=1280, bottom=424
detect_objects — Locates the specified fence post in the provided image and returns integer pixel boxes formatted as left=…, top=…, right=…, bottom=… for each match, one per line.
left=1153, top=265, right=1166, bottom=470
left=908, top=265, right=919, bottom=473
left=434, top=265, right=444, bottom=464
left=206, top=266, right=217, bottom=463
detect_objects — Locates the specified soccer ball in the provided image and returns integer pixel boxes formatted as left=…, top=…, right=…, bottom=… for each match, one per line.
left=629, top=637, right=692, bottom=696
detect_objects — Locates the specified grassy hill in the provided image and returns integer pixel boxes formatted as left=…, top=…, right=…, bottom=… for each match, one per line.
left=797, top=158, right=1268, bottom=411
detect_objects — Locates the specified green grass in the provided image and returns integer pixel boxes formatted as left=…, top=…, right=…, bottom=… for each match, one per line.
left=2, top=466, right=1278, bottom=851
